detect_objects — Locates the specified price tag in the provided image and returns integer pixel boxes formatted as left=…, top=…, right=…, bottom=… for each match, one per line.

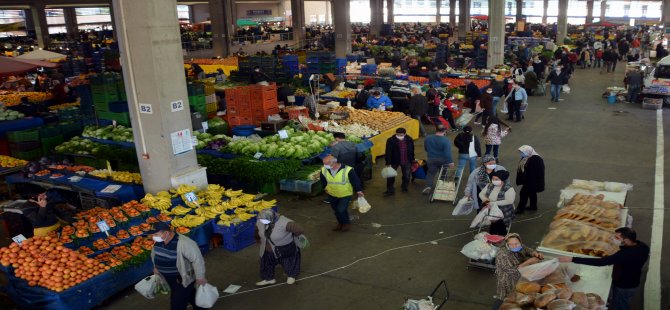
left=287, top=96, right=296, bottom=103
left=278, top=130, right=289, bottom=139
left=12, top=234, right=27, bottom=246
left=184, top=192, right=198, bottom=203
left=101, top=184, right=121, bottom=193
left=97, top=220, right=111, bottom=237
left=139, top=103, right=153, bottom=114
left=191, top=137, right=198, bottom=147
left=171, top=100, right=185, bottom=112
left=201, top=121, right=209, bottom=132
left=112, top=120, right=117, bottom=127
left=68, top=176, right=82, bottom=182
left=253, top=152, right=263, bottom=159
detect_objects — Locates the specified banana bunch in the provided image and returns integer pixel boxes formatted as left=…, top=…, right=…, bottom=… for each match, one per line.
left=171, top=184, right=198, bottom=195
left=236, top=212, right=256, bottom=222
left=224, top=189, right=244, bottom=198
left=194, top=206, right=224, bottom=219
left=247, top=199, right=277, bottom=212
left=170, top=205, right=192, bottom=216
left=171, top=214, right=207, bottom=228
left=202, top=184, right=225, bottom=206
left=217, top=213, right=256, bottom=226
left=141, top=191, right=172, bottom=211
left=228, top=194, right=256, bottom=208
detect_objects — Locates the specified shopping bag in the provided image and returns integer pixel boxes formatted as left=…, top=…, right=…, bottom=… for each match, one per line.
left=500, top=101, right=509, bottom=114
left=475, top=100, right=483, bottom=113
left=452, top=197, right=475, bottom=216
left=134, top=275, right=158, bottom=299
left=518, top=258, right=560, bottom=281
left=412, top=166, right=426, bottom=179
left=562, top=85, right=571, bottom=94
left=357, top=197, right=372, bottom=213
left=195, top=283, right=220, bottom=308
left=460, top=239, right=495, bottom=260
left=294, top=234, right=310, bottom=249
left=154, top=274, right=170, bottom=295
left=381, top=166, right=398, bottom=178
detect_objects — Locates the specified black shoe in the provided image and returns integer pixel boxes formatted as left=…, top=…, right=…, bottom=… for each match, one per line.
left=383, top=191, right=395, bottom=196
left=514, top=120, right=521, bottom=123
left=515, top=209, right=525, bottom=214
left=506, top=118, right=513, bottom=121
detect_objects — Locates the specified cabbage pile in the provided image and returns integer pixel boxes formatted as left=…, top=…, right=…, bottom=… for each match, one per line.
left=82, top=125, right=134, bottom=142
left=226, top=128, right=333, bottom=159
left=0, top=109, right=25, bottom=121
left=193, top=131, right=230, bottom=150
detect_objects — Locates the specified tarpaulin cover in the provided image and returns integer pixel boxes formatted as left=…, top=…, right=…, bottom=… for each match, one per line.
left=17, top=50, right=66, bottom=61
left=0, top=56, right=40, bottom=77
left=0, top=259, right=153, bottom=310
left=0, top=117, right=44, bottom=136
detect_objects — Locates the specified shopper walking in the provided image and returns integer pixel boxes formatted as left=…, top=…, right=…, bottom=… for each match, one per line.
left=465, top=80, right=481, bottom=114
left=151, top=222, right=207, bottom=310
left=489, top=79, right=504, bottom=117
left=602, top=48, right=614, bottom=74
left=320, top=155, right=364, bottom=232
left=426, top=84, right=440, bottom=116
left=479, top=170, right=516, bottom=236
left=384, top=128, right=415, bottom=195
left=493, top=233, right=544, bottom=309
left=546, top=65, right=568, bottom=102
left=453, top=125, right=481, bottom=178
left=523, top=67, right=539, bottom=96
left=255, top=209, right=304, bottom=286
left=506, top=82, right=527, bottom=122
left=464, top=155, right=507, bottom=211
left=594, top=48, right=603, bottom=69
left=440, top=93, right=459, bottom=130
left=515, top=145, right=545, bottom=214
left=408, top=87, right=429, bottom=136
left=483, top=117, right=510, bottom=160
left=474, top=87, right=493, bottom=125
left=558, top=227, right=649, bottom=310
left=422, top=124, right=454, bottom=194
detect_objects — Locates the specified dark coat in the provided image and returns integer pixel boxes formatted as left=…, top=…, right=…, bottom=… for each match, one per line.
left=516, top=155, right=545, bottom=192
left=453, top=133, right=482, bottom=156
left=385, top=136, right=415, bottom=166
left=408, top=94, right=429, bottom=116
left=479, top=93, right=493, bottom=111
left=546, top=69, right=568, bottom=85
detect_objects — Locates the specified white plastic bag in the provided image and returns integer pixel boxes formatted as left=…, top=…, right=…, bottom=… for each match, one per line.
left=460, top=239, right=494, bottom=260
left=469, top=204, right=504, bottom=228
left=134, top=275, right=158, bottom=299
left=562, top=85, right=571, bottom=94
left=295, top=234, right=310, bottom=249
left=381, top=166, right=398, bottom=178
left=453, top=197, right=475, bottom=216
left=195, top=283, right=220, bottom=308
left=518, top=258, right=560, bottom=281
left=357, top=197, right=372, bottom=213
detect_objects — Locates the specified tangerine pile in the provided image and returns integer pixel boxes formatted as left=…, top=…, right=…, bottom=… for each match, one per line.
left=0, top=236, right=109, bottom=292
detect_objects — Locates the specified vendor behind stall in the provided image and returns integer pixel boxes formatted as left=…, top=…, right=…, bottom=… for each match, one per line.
left=20, top=186, right=59, bottom=236
left=366, top=90, right=393, bottom=111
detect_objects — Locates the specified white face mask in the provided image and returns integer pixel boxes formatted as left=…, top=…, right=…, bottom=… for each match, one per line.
left=396, top=135, right=405, bottom=140
left=486, top=90, right=493, bottom=94
left=324, top=164, right=332, bottom=169
left=260, top=219, right=271, bottom=225
left=152, top=235, right=164, bottom=242
left=492, top=180, right=503, bottom=186
left=485, top=164, right=497, bottom=170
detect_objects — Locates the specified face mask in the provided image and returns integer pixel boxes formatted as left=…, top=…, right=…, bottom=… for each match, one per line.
left=324, top=164, right=332, bottom=169
left=520, top=152, right=527, bottom=158
left=486, top=90, right=492, bottom=94
left=152, top=235, right=164, bottom=243
left=396, top=135, right=405, bottom=140
left=510, top=246, right=523, bottom=252
left=260, top=219, right=271, bottom=225
left=612, top=237, right=622, bottom=246
left=485, top=164, right=496, bottom=170
left=254, top=69, right=260, bottom=72
left=492, top=180, right=503, bottom=186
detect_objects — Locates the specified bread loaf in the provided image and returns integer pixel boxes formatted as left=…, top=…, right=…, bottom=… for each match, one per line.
left=547, top=299, right=576, bottom=310
left=534, top=292, right=557, bottom=308
left=498, top=302, right=522, bottom=310
left=570, top=292, right=589, bottom=307
left=516, top=281, right=541, bottom=294
left=555, top=288, right=573, bottom=300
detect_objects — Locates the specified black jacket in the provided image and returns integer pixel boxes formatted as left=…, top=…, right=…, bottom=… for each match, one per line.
left=573, top=241, right=650, bottom=289
left=465, top=83, right=481, bottom=99
left=546, top=70, right=568, bottom=85
left=408, top=94, right=429, bottom=116
left=385, top=136, right=415, bottom=166
left=354, top=90, right=370, bottom=109
left=453, top=133, right=482, bottom=156
left=23, top=202, right=59, bottom=229
left=515, top=155, right=545, bottom=192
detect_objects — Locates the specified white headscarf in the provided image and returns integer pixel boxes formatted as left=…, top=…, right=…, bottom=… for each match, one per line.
left=518, top=145, right=540, bottom=172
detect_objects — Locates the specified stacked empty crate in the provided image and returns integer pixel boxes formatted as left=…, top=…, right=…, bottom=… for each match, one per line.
left=225, top=84, right=279, bottom=127
left=90, top=73, right=131, bottom=127
left=187, top=83, right=207, bottom=115
left=306, top=51, right=336, bottom=75
left=6, top=129, right=42, bottom=161
left=204, top=84, right=218, bottom=117
left=282, top=55, right=300, bottom=78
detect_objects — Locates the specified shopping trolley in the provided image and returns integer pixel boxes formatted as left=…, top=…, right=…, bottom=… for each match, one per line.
left=402, top=280, right=450, bottom=310
left=429, top=165, right=462, bottom=204
left=466, top=215, right=513, bottom=271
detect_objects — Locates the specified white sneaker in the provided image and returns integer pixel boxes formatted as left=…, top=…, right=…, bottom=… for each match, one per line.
left=422, top=187, right=432, bottom=194
left=255, top=279, right=276, bottom=287
left=474, top=121, right=481, bottom=125
left=286, top=277, right=296, bottom=284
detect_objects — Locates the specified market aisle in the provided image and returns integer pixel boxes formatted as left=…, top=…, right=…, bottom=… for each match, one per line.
left=99, top=64, right=669, bottom=310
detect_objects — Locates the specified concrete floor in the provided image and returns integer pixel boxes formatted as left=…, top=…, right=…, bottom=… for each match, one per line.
left=86, top=64, right=668, bottom=309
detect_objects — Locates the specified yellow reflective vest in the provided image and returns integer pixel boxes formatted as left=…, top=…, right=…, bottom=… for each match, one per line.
left=322, top=166, right=354, bottom=198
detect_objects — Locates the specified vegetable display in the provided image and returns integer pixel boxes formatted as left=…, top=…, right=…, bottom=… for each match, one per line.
left=225, top=128, right=333, bottom=159
left=0, top=92, right=53, bottom=107
left=333, top=107, right=414, bottom=132
left=0, top=108, right=25, bottom=121
left=327, top=122, right=379, bottom=139
left=82, top=125, right=134, bottom=143
left=193, top=131, right=230, bottom=150
left=0, top=155, right=27, bottom=168
left=89, top=170, right=142, bottom=184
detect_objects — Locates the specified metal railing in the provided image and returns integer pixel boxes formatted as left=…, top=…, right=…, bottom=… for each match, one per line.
left=231, top=32, right=293, bottom=45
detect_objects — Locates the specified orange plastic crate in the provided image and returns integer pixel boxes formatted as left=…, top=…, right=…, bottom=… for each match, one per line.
left=227, top=116, right=253, bottom=127
left=228, top=106, right=252, bottom=117
left=287, top=107, right=308, bottom=120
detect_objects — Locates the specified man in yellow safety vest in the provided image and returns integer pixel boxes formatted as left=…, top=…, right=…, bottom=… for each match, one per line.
left=320, top=155, right=364, bottom=232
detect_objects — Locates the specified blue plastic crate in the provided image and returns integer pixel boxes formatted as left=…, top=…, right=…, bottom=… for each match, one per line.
left=279, top=179, right=320, bottom=193
left=212, top=220, right=257, bottom=252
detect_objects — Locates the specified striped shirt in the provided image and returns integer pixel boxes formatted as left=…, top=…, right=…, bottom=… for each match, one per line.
left=153, top=236, right=180, bottom=276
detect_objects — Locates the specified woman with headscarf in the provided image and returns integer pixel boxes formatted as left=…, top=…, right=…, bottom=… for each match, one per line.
left=463, top=154, right=507, bottom=211
left=493, top=233, right=544, bottom=309
left=515, top=145, right=545, bottom=214
left=254, top=209, right=305, bottom=286
left=479, top=170, right=516, bottom=236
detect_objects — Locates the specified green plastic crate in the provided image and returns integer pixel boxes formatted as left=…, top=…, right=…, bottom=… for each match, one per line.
left=41, top=135, right=64, bottom=155
left=7, top=129, right=39, bottom=143
left=94, top=102, right=109, bottom=112
left=98, top=111, right=130, bottom=127
left=39, top=126, right=62, bottom=138
left=11, top=148, right=42, bottom=161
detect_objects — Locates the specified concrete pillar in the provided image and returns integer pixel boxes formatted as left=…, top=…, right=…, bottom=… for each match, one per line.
left=23, top=9, right=34, bottom=33
left=387, top=0, right=394, bottom=24
left=333, top=0, right=351, bottom=57
left=557, top=0, right=568, bottom=44
left=600, top=0, right=607, bottom=21
left=449, top=0, right=456, bottom=28
left=369, top=0, right=383, bottom=37
left=458, top=0, right=470, bottom=37
left=209, top=0, right=233, bottom=58
left=542, top=0, right=548, bottom=24
left=291, top=0, right=305, bottom=44
left=516, top=0, right=523, bottom=21
left=488, top=0, right=505, bottom=68
left=663, top=0, right=670, bottom=25
left=325, top=1, right=331, bottom=25
left=436, top=0, right=441, bottom=24
left=111, top=0, right=206, bottom=193
left=586, top=0, right=594, bottom=25
left=63, top=8, right=79, bottom=41
left=109, top=5, right=119, bottom=40
left=30, top=1, right=49, bottom=48
left=188, top=5, right=195, bottom=24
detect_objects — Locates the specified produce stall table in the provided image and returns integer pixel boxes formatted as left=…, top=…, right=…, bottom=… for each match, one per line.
left=0, top=117, right=44, bottom=137
left=368, top=118, right=420, bottom=163
left=5, top=173, right=145, bottom=204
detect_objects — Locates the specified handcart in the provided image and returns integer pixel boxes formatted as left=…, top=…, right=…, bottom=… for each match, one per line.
left=466, top=216, right=513, bottom=271
left=429, top=165, right=462, bottom=204
left=402, top=280, right=450, bottom=310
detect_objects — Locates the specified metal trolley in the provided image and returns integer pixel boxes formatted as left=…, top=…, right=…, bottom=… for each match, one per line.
left=466, top=216, right=513, bottom=271
left=402, top=280, right=450, bottom=310
left=429, top=165, right=462, bottom=204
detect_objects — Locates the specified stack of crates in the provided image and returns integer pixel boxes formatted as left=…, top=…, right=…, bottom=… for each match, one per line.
left=61, top=59, right=86, bottom=77
left=187, top=83, right=207, bottom=115
left=225, top=83, right=280, bottom=127
left=306, top=52, right=336, bottom=75
left=75, top=85, right=96, bottom=125
left=282, top=55, right=300, bottom=78
left=90, top=73, right=120, bottom=113
left=249, top=83, right=279, bottom=125
left=7, top=129, right=42, bottom=161
left=225, top=87, right=253, bottom=127
left=91, top=51, right=106, bottom=73
left=335, top=58, right=347, bottom=75
left=204, top=84, right=218, bottom=117
left=39, top=125, right=64, bottom=155
left=361, top=64, right=378, bottom=75
left=434, top=44, right=447, bottom=68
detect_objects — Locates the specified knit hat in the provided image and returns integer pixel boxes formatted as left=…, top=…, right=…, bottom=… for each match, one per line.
left=492, top=170, right=510, bottom=182
left=481, top=154, right=497, bottom=164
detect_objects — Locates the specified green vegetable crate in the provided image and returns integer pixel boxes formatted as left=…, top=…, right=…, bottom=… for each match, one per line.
left=41, top=135, right=64, bottom=155
left=39, top=126, right=62, bottom=138
left=6, top=129, right=39, bottom=143
left=279, top=179, right=323, bottom=196
left=11, top=148, right=42, bottom=161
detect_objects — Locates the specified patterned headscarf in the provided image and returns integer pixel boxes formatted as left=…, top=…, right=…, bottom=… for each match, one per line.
left=518, top=145, right=540, bottom=172
left=476, top=155, right=498, bottom=188
left=259, top=209, right=279, bottom=223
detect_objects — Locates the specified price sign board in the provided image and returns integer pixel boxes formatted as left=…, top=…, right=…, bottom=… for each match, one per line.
left=185, top=192, right=198, bottom=203
left=253, top=152, right=263, bottom=159
left=12, top=234, right=27, bottom=245
left=278, top=130, right=289, bottom=139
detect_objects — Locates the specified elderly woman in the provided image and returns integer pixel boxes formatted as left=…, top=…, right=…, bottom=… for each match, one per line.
left=516, top=145, right=545, bottom=214
left=479, top=170, right=516, bottom=236
left=255, top=209, right=304, bottom=287
left=464, top=154, right=507, bottom=211
left=494, top=233, right=544, bottom=308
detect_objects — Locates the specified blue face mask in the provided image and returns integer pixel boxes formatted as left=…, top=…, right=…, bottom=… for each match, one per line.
left=520, top=152, right=527, bottom=159
left=510, top=246, right=523, bottom=252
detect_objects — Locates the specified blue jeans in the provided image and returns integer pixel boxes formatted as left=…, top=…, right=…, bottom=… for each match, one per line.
left=612, top=286, right=638, bottom=310
left=456, top=154, right=477, bottom=178
left=412, top=115, right=426, bottom=136
left=485, top=144, right=499, bottom=159
left=329, top=195, right=352, bottom=225
left=492, top=97, right=500, bottom=117
left=627, top=86, right=640, bottom=103
left=426, top=158, right=449, bottom=188
left=550, top=83, right=561, bottom=101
